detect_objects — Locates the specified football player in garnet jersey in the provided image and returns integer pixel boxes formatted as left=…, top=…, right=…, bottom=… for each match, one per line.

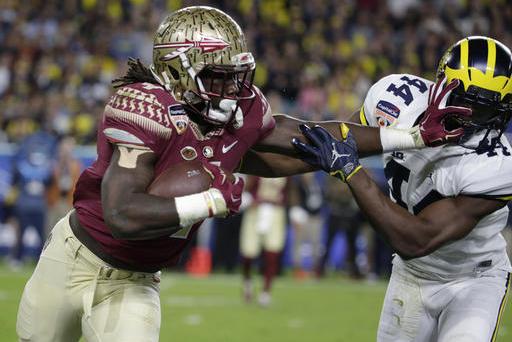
left=239, top=176, right=289, bottom=307
left=16, top=6, right=470, bottom=342
left=294, top=36, right=512, bottom=341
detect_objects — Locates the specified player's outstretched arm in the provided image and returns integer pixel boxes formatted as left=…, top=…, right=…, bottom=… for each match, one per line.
left=245, top=78, right=470, bottom=177
left=292, top=125, right=506, bottom=259
left=237, top=148, right=316, bottom=177
left=240, top=114, right=424, bottom=177
left=253, top=114, right=383, bottom=158
left=239, top=114, right=383, bottom=177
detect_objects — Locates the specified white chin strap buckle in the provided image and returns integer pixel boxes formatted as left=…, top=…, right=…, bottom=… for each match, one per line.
left=207, top=99, right=244, bottom=128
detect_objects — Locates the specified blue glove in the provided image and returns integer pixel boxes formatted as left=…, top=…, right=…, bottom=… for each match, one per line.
left=292, top=124, right=362, bottom=182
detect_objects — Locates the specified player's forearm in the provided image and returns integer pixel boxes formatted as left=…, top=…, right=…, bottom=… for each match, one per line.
left=328, top=123, right=427, bottom=156
left=344, top=123, right=382, bottom=157
left=299, top=120, right=384, bottom=158
left=238, top=149, right=316, bottom=177
left=253, top=114, right=306, bottom=156
left=346, top=170, right=436, bottom=259
left=104, top=186, right=230, bottom=240
left=255, top=115, right=379, bottom=157
left=103, top=192, right=183, bottom=240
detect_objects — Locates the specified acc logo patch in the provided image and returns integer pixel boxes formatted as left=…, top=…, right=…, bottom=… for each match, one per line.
left=375, top=100, right=400, bottom=127
left=180, top=146, right=197, bottom=160
left=168, top=105, right=188, bottom=135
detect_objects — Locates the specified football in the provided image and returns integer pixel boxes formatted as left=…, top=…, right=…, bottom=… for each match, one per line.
left=147, top=160, right=212, bottom=198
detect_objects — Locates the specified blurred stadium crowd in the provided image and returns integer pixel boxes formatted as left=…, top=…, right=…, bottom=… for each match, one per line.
left=1, top=0, right=512, bottom=277
left=2, top=0, right=512, bottom=143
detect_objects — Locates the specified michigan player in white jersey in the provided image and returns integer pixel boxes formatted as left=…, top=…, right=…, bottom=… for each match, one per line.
left=293, top=36, right=512, bottom=341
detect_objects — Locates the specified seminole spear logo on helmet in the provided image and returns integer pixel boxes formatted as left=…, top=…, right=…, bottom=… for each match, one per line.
left=154, top=36, right=230, bottom=61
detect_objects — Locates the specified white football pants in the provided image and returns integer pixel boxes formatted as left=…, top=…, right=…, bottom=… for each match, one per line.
left=16, top=212, right=162, bottom=342
left=377, top=259, right=510, bottom=342
left=240, top=203, right=286, bottom=258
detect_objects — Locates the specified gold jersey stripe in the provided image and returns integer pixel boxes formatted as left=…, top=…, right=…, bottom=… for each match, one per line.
left=491, top=272, right=510, bottom=342
left=105, top=105, right=173, bottom=140
left=359, top=106, right=368, bottom=126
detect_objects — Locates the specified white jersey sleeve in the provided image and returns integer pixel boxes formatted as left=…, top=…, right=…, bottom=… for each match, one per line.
left=360, top=74, right=432, bottom=129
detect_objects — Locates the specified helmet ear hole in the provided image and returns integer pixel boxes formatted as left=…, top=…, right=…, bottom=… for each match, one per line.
left=167, top=66, right=180, bottom=81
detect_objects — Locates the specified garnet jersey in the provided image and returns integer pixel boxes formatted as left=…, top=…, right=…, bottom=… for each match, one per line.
left=73, top=82, right=274, bottom=271
left=361, top=74, right=512, bottom=278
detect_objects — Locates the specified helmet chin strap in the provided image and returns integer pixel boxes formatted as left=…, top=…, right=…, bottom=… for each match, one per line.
left=233, top=104, right=244, bottom=128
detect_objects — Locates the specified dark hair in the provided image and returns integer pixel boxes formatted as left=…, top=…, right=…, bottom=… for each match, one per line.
left=112, top=58, right=159, bottom=88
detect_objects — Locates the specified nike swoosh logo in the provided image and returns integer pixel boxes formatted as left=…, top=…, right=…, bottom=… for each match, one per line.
left=222, top=140, right=238, bottom=153
left=231, top=194, right=241, bottom=202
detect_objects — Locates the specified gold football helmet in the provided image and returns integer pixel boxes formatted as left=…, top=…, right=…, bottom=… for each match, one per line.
left=150, top=6, right=255, bottom=126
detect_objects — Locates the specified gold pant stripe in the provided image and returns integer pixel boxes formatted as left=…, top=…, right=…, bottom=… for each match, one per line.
left=491, top=272, right=511, bottom=342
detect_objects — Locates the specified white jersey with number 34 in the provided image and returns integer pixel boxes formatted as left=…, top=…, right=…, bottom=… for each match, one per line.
left=361, top=73, right=512, bottom=278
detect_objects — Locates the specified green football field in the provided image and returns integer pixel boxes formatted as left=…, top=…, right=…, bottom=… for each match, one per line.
left=1, top=264, right=511, bottom=342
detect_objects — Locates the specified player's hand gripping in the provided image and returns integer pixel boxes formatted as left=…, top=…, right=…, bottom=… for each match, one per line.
left=203, top=163, right=244, bottom=216
left=292, top=124, right=362, bottom=182
left=418, top=78, right=472, bottom=147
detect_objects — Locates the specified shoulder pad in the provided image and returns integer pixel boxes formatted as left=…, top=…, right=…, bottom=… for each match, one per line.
left=105, top=83, right=190, bottom=138
left=362, top=74, right=431, bottom=128
left=456, top=148, right=512, bottom=200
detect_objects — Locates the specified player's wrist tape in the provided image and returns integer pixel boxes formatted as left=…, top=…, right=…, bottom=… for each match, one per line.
left=380, top=126, right=425, bottom=152
left=174, top=189, right=228, bottom=227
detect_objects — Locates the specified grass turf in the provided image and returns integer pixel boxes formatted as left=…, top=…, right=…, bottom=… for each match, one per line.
left=0, top=264, right=510, bottom=341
